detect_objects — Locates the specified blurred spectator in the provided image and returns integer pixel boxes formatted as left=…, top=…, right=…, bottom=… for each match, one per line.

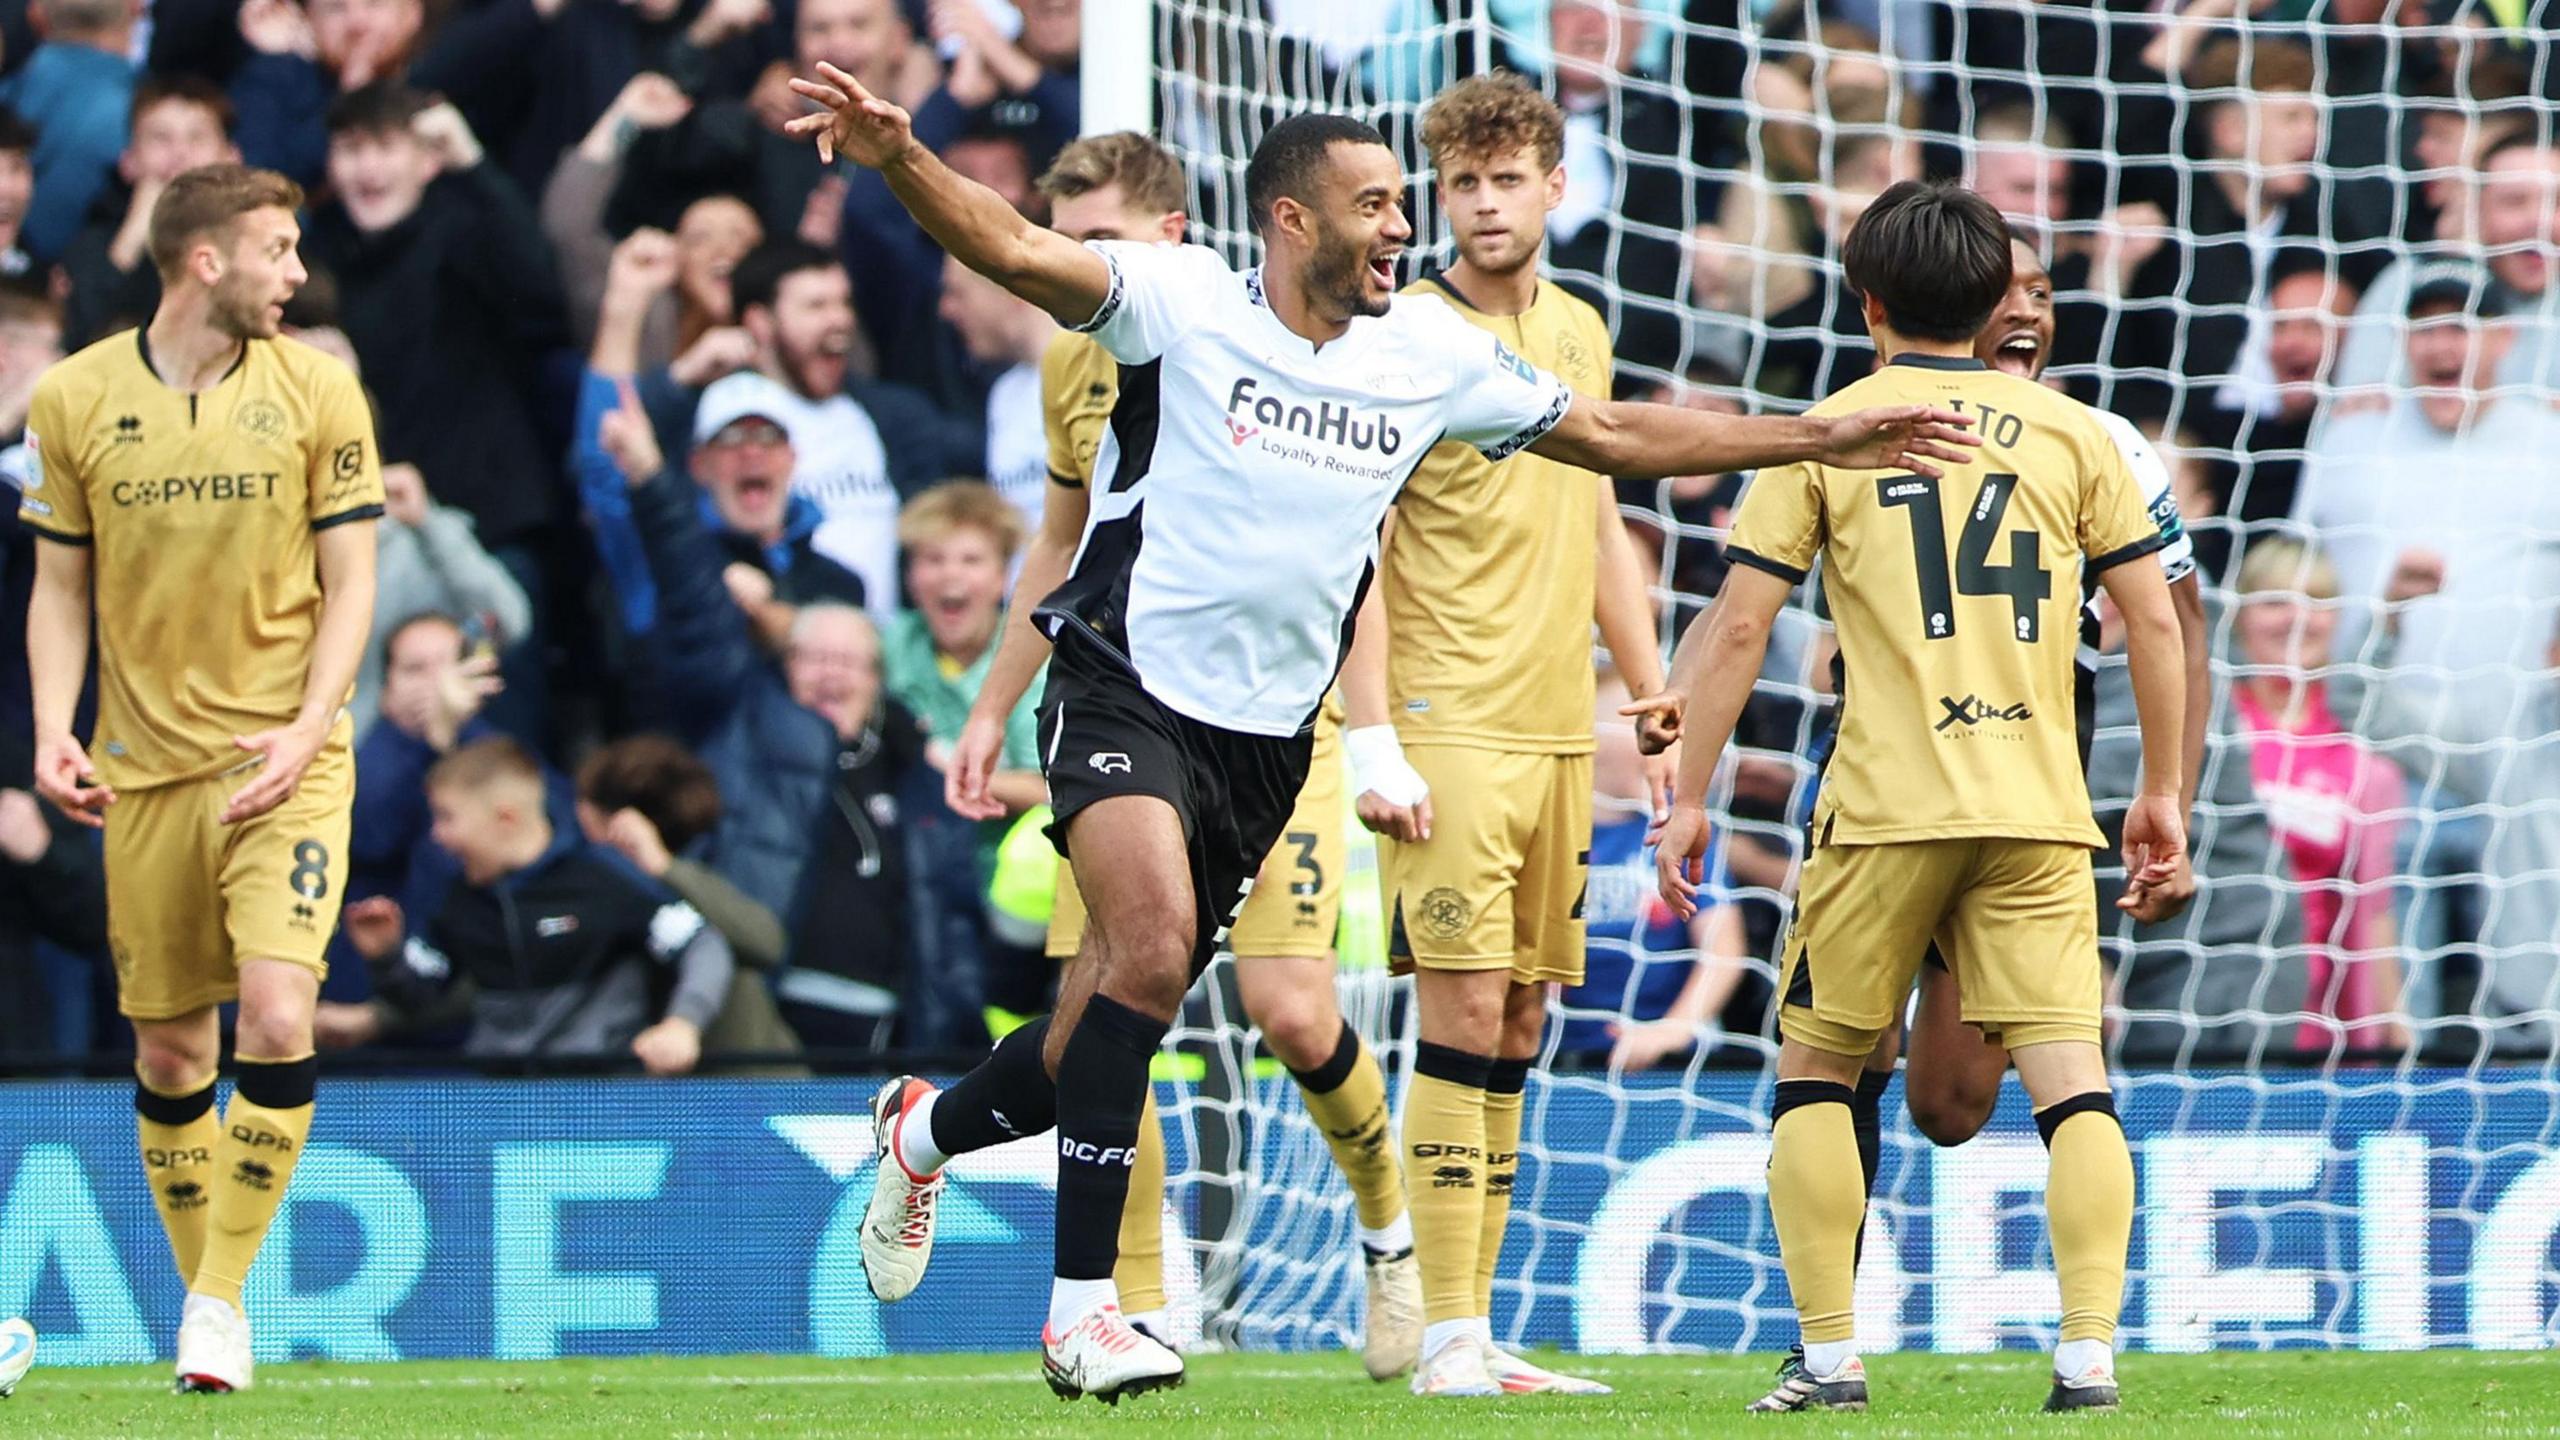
left=1965, top=101, right=2073, bottom=227
left=935, top=252, right=1056, bottom=533
left=1613, top=364, right=1745, bottom=628
left=576, top=734, right=807, bottom=1068
left=2208, top=247, right=2360, bottom=526
left=685, top=372, right=871, bottom=648
left=2396, top=57, right=2536, bottom=248
left=708, top=240, right=946, bottom=617
left=768, top=604, right=930, bottom=1057
left=2349, top=552, right=2560, bottom=1057
left=598, top=380, right=842, bottom=923
left=1554, top=668, right=1747, bottom=1070
left=0, top=765, right=107, bottom=1057
left=303, top=84, right=570, bottom=554
left=0, top=110, right=41, bottom=281
left=57, top=77, right=240, bottom=348
left=2090, top=601, right=2309, bottom=1067
left=2335, top=131, right=2560, bottom=398
left=357, top=461, right=531, bottom=740
left=2227, top=538, right=2409, bottom=1058
left=0, top=0, right=136, bottom=263
left=340, top=613, right=506, bottom=968
left=0, top=284, right=59, bottom=445
left=621, top=0, right=932, bottom=256
left=334, top=738, right=733, bottom=1069
left=543, top=72, right=717, bottom=361
left=1535, top=0, right=1720, bottom=375
left=1711, top=122, right=1915, bottom=398
left=2296, top=262, right=2560, bottom=715
left=2076, top=36, right=2380, bottom=423
left=882, top=480, right=1044, bottom=1049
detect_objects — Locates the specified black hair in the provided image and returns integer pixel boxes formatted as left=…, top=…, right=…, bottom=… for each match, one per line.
left=730, top=239, right=839, bottom=317
left=1841, top=180, right=2014, bottom=343
left=0, top=106, right=36, bottom=157
left=1243, top=112, right=1391, bottom=237
left=325, top=82, right=430, bottom=140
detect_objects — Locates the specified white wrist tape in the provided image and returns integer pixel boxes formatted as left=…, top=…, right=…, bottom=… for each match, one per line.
left=1344, top=725, right=1429, bottom=807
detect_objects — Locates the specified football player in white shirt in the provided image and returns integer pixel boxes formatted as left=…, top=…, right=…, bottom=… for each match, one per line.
left=782, top=61, right=1981, bottom=1401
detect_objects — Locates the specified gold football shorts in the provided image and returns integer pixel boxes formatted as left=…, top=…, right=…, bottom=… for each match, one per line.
left=105, top=738, right=353, bottom=1020
left=1384, top=746, right=1593, bottom=987
left=1777, top=832, right=2102, bottom=1056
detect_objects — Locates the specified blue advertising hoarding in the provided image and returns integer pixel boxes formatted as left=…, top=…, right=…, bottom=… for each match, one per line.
left=4, top=1070, right=2555, bottom=1364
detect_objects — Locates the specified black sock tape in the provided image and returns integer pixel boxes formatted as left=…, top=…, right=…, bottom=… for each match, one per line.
left=1771, top=1078, right=1859, bottom=1124
left=2034, top=1090, right=2119, bottom=1148
left=134, top=1080, right=217, bottom=1125
left=1413, top=1040, right=1494, bottom=1089
left=1288, top=1018, right=1363, bottom=1095
left=234, top=1055, right=320, bottom=1110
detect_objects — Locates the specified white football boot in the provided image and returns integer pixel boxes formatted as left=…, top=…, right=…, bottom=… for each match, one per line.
left=1362, top=1248, right=1423, bottom=1381
left=1409, top=1332, right=1502, bottom=1398
left=173, top=1296, right=253, bottom=1394
left=1479, top=1338, right=1614, bottom=1395
left=0, top=1317, right=35, bottom=1398
left=1040, top=1303, right=1185, bottom=1403
left=861, top=1076, right=944, bottom=1303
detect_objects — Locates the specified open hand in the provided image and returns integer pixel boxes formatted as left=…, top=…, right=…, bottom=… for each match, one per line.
left=785, top=61, right=917, bottom=168
left=2116, top=849, right=2196, bottom=924
left=33, top=732, right=115, bottom=828
left=1819, top=405, right=1981, bottom=478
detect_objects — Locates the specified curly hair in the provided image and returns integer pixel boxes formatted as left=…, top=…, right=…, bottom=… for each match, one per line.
left=1421, top=71, right=1564, bottom=174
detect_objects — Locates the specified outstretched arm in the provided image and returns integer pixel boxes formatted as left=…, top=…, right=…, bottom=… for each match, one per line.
left=786, top=62, right=1109, bottom=327
left=1528, top=393, right=1979, bottom=482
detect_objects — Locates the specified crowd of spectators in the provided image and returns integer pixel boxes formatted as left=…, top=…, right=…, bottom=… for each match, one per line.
left=1, top=0, right=2556, bottom=1072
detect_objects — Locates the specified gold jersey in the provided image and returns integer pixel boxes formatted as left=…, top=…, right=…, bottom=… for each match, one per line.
left=1386, top=276, right=1613, bottom=754
left=1041, top=328, right=1116, bottom=488
left=19, top=330, right=384, bottom=790
left=1729, top=354, right=2163, bottom=847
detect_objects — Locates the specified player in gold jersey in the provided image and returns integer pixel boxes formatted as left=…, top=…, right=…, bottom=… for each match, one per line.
left=21, top=164, right=382, bottom=1394
left=1342, top=73, right=1672, bottom=1399
left=1634, top=182, right=2184, bottom=1415
left=1024, top=132, right=1423, bottom=1379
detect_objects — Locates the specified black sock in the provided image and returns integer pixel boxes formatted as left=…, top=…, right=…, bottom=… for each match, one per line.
left=1852, top=1069, right=1890, bottom=1201
left=1850, top=1069, right=1890, bottom=1272
left=930, top=1018, right=1056, bottom=1156
left=1051, top=995, right=1167, bottom=1281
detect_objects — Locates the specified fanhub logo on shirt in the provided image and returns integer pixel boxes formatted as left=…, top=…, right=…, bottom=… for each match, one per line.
left=1936, top=694, right=2034, bottom=732
left=1226, top=377, right=1403, bottom=456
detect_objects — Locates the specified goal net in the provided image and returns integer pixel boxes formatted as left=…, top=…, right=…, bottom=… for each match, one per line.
left=1104, top=0, right=2560, bottom=1354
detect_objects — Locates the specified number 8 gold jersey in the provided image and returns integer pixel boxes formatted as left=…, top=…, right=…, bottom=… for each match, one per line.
left=1727, top=354, right=2165, bottom=849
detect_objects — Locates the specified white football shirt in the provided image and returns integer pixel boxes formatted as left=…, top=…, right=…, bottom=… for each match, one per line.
left=2078, top=404, right=2197, bottom=672
left=1037, top=241, right=1574, bottom=737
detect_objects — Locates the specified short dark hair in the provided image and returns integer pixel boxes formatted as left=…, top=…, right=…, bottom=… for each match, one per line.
left=2480, top=128, right=2556, bottom=173
left=1243, top=112, right=1390, bottom=237
left=131, top=74, right=237, bottom=139
left=1841, top=180, right=2013, bottom=343
left=325, top=82, right=429, bottom=140
left=427, top=735, right=544, bottom=797
left=577, top=734, right=724, bottom=852
left=731, top=239, right=840, bottom=317
left=147, top=164, right=304, bottom=280
left=0, top=106, right=36, bottom=159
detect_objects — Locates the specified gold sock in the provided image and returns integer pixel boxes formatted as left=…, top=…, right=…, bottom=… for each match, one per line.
left=1473, top=1059, right=1528, bottom=1318
left=1291, top=1023, right=1406, bottom=1236
left=135, top=1076, right=221, bottom=1286
left=1405, top=1042, right=1492, bottom=1325
left=2042, top=1100, right=2134, bottom=1344
left=194, top=1055, right=317, bottom=1306
left=1767, top=1081, right=1864, bottom=1345
left=1113, top=1086, right=1169, bottom=1315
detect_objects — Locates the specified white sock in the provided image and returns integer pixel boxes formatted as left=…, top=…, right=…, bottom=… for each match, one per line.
left=1422, top=1318, right=1480, bottom=1361
left=896, top=1091, right=949, bottom=1177
left=2054, top=1338, right=2113, bottom=1379
left=1474, top=1317, right=1506, bottom=1356
left=182, top=1293, right=237, bottom=1324
left=1803, top=1339, right=1859, bottom=1378
left=1047, top=1276, right=1118, bottom=1332
left=1123, top=1307, right=1170, bottom=1338
left=1358, top=1211, right=1414, bottom=1256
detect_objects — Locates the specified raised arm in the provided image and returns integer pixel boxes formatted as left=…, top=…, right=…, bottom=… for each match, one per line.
left=1528, top=393, right=1980, bottom=482
left=786, top=62, right=1109, bottom=327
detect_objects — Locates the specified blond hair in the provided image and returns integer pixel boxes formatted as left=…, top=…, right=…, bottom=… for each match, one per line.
left=898, top=480, right=1026, bottom=561
left=1421, top=71, right=1565, bottom=174
left=148, top=163, right=303, bottom=281
left=1036, top=132, right=1186, bottom=216
left=2236, top=536, right=2339, bottom=602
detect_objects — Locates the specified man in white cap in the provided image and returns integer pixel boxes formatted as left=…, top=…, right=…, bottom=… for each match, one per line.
left=691, top=370, right=870, bottom=650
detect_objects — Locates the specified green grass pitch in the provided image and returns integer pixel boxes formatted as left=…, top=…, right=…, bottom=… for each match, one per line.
left=6, top=1350, right=2552, bottom=1438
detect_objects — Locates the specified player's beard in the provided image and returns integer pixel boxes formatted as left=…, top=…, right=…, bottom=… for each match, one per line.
left=1306, top=218, right=1388, bottom=321
left=209, top=274, right=282, bottom=340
